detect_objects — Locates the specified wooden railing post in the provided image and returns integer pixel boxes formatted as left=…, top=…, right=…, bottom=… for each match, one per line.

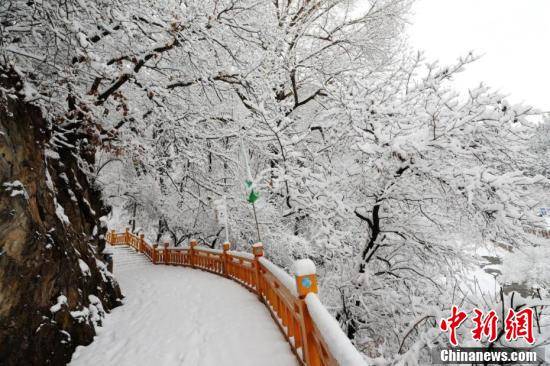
left=163, top=241, right=169, bottom=265
left=124, top=227, right=130, bottom=244
left=189, top=240, right=197, bottom=268
left=138, top=234, right=145, bottom=253
left=152, top=244, right=159, bottom=264
left=295, top=260, right=318, bottom=298
left=252, top=242, right=264, bottom=299
left=294, top=259, right=321, bottom=366
left=222, top=242, right=230, bottom=277
left=109, top=229, right=116, bottom=245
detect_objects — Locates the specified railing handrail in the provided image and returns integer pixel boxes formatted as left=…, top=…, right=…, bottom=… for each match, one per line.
left=106, top=229, right=367, bottom=366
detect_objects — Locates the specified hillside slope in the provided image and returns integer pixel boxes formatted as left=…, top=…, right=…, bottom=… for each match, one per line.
left=0, top=68, right=122, bottom=365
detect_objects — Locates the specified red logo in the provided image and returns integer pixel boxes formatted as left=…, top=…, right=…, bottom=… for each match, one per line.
left=505, top=308, right=535, bottom=344
left=471, top=308, right=498, bottom=342
left=440, top=307, right=535, bottom=346
left=440, top=305, right=468, bottom=346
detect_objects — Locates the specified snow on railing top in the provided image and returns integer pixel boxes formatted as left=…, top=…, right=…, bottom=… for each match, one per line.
left=258, top=257, right=298, bottom=297
left=305, top=293, right=367, bottom=366
left=192, top=246, right=222, bottom=255
left=292, top=258, right=316, bottom=276
left=106, top=229, right=367, bottom=366
left=227, top=250, right=255, bottom=260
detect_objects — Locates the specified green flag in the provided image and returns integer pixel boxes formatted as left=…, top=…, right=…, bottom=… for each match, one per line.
left=247, top=190, right=259, bottom=204
left=245, top=180, right=259, bottom=204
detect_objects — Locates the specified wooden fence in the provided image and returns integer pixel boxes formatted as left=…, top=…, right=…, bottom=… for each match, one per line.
left=106, top=228, right=365, bottom=366
left=525, top=227, right=550, bottom=238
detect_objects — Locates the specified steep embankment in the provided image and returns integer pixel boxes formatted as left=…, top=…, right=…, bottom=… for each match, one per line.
left=0, top=68, right=122, bottom=365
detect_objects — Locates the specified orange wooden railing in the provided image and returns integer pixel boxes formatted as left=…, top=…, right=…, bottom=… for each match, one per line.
left=105, top=228, right=366, bottom=366
left=525, top=227, right=550, bottom=238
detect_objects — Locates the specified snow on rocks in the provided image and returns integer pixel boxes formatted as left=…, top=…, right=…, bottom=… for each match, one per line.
left=70, top=295, right=106, bottom=326
left=94, top=257, right=113, bottom=282
left=3, top=180, right=29, bottom=199
left=70, top=307, right=91, bottom=323
left=21, top=80, right=39, bottom=102
left=78, top=259, right=91, bottom=277
left=60, top=330, right=72, bottom=344
left=54, top=197, right=70, bottom=225
left=305, top=293, right=367, bottom=366
left=44, top=148, right=60, bottom=160
left=50, top=295, right=68, bottom=313
left=59, top=173, right=69, bottom=184
left=98, top=215, right=108, bottom=229
left=87, top=295, right=105, bottom=326
left=44, top=165, right=55, bottom=192
left=82, top=198, right=96, bottom=215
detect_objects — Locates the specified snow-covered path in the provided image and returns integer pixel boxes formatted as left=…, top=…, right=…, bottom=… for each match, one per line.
left=70, top=246, right=299, bottom=366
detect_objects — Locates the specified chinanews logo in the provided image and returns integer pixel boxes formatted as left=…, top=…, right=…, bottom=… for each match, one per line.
left=440, top=305, right=535, bottom=345
left=432, top=306, right=545, bottom=364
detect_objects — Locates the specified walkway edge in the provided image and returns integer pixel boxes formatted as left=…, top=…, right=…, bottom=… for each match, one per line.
left=106, top=229, right=367, bottom=366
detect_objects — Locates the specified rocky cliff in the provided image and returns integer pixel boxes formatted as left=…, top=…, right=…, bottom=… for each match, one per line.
left=0, top=67, right=122, bottom=365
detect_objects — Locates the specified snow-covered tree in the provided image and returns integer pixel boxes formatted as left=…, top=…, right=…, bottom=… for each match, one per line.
left=321, top=54, right=549, bottom=361
left=3, top=0, right=549, bottom=363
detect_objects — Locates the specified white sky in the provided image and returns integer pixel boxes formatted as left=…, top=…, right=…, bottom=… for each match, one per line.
left=408, top=0, right=550, bottom=111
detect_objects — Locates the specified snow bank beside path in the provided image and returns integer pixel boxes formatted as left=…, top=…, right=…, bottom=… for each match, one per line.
left=70, top=246, right=298, bottom=366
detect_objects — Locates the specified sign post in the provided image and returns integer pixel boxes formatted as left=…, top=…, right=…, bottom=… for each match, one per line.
left=241, top=138, right=262, bottom=242
left=214, top=197, right=229, bottom=243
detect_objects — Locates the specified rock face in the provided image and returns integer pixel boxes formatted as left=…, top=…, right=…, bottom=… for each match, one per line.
left=0, top=68, right=122, bottom=365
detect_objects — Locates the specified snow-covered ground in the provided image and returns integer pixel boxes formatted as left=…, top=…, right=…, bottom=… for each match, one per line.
left=70, top=246, right=298, bottom=366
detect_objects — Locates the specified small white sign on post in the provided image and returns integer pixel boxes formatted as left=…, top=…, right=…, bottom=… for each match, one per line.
left=214, top=197, right=229, bottom=242
left=214, top=199, right=227, bottom=223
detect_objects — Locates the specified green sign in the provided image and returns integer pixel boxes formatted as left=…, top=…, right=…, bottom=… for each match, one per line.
left=245, top=180, right=259, bottom=204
